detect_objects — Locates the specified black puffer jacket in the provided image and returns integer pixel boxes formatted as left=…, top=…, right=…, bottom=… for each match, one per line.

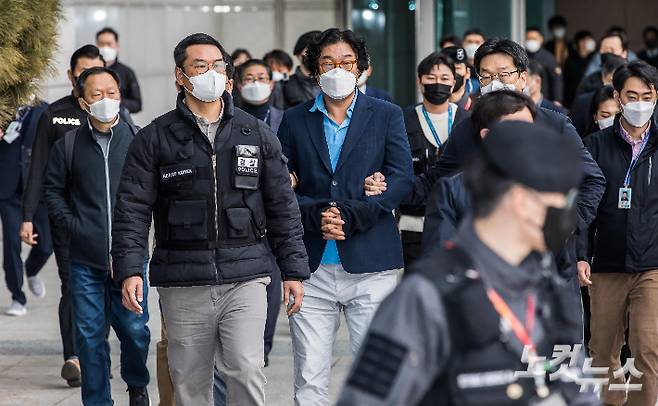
left=583, top=115, right=658, bottom=273
left=111, top=92, right=309, bottom=287
left=282, top=67, right=321, bottom=108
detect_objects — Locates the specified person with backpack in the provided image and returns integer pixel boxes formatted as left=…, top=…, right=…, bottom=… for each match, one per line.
left=43, top=66, right=150, bottom=406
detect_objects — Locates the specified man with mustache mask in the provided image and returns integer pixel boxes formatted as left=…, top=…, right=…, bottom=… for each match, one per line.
left=43, top=66, right=149, bottom=406
left=580, top=59, right=658, bottom=406
left=277, top=28, right=413, bottom=405
left=397, top=52, right=470, bottom=265
left=111, top=33, right=309, bottom=406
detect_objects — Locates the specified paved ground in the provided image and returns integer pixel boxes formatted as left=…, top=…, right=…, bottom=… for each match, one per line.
left=0, top=243, right=351, bottom=405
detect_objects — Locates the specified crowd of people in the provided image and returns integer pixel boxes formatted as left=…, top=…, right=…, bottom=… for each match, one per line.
left=1, top=14, right=658, bottom=406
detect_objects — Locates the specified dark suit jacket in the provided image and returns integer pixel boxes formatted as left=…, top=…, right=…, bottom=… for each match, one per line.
left=277, top=93, right=414, bottom=274
left=0, top=102, right=48, bottom=199
left=412, top=107, right=606, bottom=234
left=569, top=91, right=595, bottom=136
left=364, top=85, right=393, bottom=102
left=539, top=97, right=567, bottom=116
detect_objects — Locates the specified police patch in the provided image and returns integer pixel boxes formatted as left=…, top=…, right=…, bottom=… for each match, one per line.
left=160, top=164, right=196, bottom=183
left=346, top=332, right=408, bottom=399
left=235, top=145, right=260, bottom=177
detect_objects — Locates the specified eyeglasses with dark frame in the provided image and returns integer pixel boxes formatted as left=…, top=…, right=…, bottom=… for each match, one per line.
left=478, top=70, right=521, bottom=85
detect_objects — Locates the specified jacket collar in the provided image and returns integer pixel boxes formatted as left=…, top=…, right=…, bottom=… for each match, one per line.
left=175, top=90, right=234, bottom=129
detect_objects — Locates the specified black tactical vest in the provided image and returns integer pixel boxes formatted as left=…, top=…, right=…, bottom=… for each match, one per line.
left=148, top=100, right=274, bottom=286
left=415, top=246, right=579, bottom=406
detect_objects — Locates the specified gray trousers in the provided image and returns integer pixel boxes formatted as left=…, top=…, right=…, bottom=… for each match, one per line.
left=158, top=277, right=269, bottom=406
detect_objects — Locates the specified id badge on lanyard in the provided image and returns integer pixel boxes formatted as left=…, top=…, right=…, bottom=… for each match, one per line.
left=619, top=134, right=651, bottom=209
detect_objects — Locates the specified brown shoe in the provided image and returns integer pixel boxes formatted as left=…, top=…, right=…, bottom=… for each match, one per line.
left=61, top=358, right=81, bottom=387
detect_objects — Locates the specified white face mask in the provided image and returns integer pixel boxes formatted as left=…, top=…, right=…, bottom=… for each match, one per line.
left=240, top=81, right=272, bottom=103
left=183, top=69, right=227, bottom=103
left=526, top=40, right=541, bottom=53
left=584, top=39, right=597, bottom=53
left=480, top=79, right=518, bottom=95
left=99, top=46, right=117, bottom=62
left=357, top=71, right=369, bottom=87
left=621, top=101, right=656, bottom=127
left=319, top=68, right=357, bottom=100
left=597, top=115, right=615, bottom=130
left=464, top=43, right=479, bottom=59
left=552, top=27, right=567, bottom=39
left=85, top=98, right=121, bottom=123
left=272, top=71, right=288, bottom=82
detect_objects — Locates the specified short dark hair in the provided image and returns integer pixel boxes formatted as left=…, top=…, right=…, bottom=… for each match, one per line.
left=173, top=33, right=229, bottom=69
left=548, top=15, right=567, bottom=29
left=440, top=34, right=462, bottom=48
left=463, top=152, right=515, bottom=218
left=263, top=49, right=293, bottom=70
left=601, top=53, right=626, bottom=75
left=471, top=89, right=537, bottom=134
left=70, top=44, right=104, bottom=73
left=304, top=28, right=369, bottom=77
left=527, top=59, right=545, bottom=78
left=643, top=26, right=658, bottom=38
left=474, top=38, right=529, bottom=73
left=96, top=27, right=119, bottom=42
left=612, top=59, right=658, bottom=93
left=238, top=59, right=272, bottom=81
left=417, top=52, right=455, bottom=79
left=463, top=28, right=485, bottom=40
left=601, top=30, right=629, bottom=51
left=76, top=66, right=120, bottom=97
left=526, top=26, right=543, bottom=35
left=586, top=85, right=616, bottom=134
left=293, top=31, right=321, bottom=56
left=231, top=48, right=252, bottom=62
left=574, top=30, right=594, bottom=44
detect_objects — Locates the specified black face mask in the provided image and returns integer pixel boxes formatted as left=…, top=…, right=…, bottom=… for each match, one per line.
left=453, top=73, right=465, bottom=92
left=542, top=190, right=578, bottom=252
left=423, top=83, right=452, bottom=105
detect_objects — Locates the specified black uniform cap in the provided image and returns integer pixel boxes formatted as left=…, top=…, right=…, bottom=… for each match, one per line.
left=480, top=121, right=583, bottom=193
left=441, top=46, right=467, bottom=63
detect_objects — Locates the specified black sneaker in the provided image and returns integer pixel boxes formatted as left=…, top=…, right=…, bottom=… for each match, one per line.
left=127, top=386, right=150, bottom=406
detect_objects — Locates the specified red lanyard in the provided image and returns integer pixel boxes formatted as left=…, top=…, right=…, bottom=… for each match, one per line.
left=486, top=288, right=536, bottom=350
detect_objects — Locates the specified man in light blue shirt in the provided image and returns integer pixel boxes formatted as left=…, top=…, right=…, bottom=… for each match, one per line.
left=277, top=28, right=413, bottom=406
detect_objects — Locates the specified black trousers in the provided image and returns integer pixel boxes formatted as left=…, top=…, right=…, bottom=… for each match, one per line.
left=0, top=193, right=52, bottom=306
left=401, top=230, right=423, bottom=271
left=264, top=266, right=282, bottom=357
left=49, top=218, right=77, bottom=361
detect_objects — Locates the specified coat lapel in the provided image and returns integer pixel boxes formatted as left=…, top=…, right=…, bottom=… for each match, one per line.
left=335, top=94, right=372, bottom=173
left=304, top=110, right=333, bottom=174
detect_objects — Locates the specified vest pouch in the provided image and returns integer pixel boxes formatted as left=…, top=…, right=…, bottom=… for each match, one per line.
left=233, top=145, right=260, bottom=190
left=167, top=200, right=208, bottom=241
left=226, top=207, right=252, bottom=239
left=450, top=346, right=534, bottom=406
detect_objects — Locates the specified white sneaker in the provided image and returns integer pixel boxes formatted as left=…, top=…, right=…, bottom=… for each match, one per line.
left=28, top=276, right=46, bottom=298
left=5, top=301, right=27, bottom=316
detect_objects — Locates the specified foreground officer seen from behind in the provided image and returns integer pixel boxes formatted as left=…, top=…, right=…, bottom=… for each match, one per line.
left=111, top=33, right=309, bottom=406
left=338, top=121, right=601, bottom=406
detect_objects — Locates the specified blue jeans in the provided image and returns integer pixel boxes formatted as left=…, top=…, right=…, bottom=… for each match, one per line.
left=70, top=262, right=150, bottom=406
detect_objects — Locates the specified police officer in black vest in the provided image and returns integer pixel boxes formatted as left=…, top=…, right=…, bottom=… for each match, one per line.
left=338, top=122, right=600, bottom=405
left=111, top=33, right=309, bottom=406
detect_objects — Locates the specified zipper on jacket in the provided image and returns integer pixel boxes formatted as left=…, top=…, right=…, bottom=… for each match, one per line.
left=211, top=152, right=219, bottom=282
left=649, top=156, right=653, bottom=185
left=102, top=130, right=114, bottom=266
